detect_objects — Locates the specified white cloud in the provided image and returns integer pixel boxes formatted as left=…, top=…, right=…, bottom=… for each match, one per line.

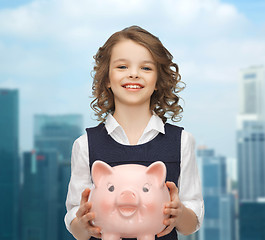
left=161, top=0, right=246, bottom=33
left=0, top=0, right=264, bottom=156
left=0, top=1, right=44, bottom=38
left=0, top=0, right=247, bottom=41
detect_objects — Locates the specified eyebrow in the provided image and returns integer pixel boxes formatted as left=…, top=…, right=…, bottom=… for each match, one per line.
left=112, top=58, right=156, bottom=65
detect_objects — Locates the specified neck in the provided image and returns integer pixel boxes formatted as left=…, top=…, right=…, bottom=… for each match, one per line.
left=113, top=102, right=152, bottom=144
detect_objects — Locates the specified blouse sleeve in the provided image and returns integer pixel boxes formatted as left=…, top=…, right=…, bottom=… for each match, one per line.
left=64, top=134, right=93, bottom=233
left=178, top=130, right=204, bottom=233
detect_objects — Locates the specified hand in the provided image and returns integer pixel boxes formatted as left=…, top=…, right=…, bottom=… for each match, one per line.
left=157, top=181, right=183, bottom=237
left=75, top=188, right=101, bottom=239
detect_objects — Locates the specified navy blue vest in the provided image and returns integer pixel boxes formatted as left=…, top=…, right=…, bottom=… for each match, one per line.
left=86, top=123, right=183, bottom=240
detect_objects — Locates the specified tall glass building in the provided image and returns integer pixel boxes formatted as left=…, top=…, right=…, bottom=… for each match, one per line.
left=21, top=150, right=59, bottom=240
left=0, top=89, right=19, bottom=240
left=239, top=199, right=265, bottom=240
left=197, top=147, right=234, bottom=240
left=34, top=114, right=83, bottom=160
left=238, top=66, right=265, bottom=118
left=34, top=114, right=82, bottom=240
left=237, top=121, right=265, bottom=201
left=237, top=65, right=265, bottom=240
left=237, top=65, right=265, bottom=202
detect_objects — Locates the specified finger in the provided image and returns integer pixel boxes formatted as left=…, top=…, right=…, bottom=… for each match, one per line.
left=76, top=202, right=92, bottom=218
left=157, top=225, right=174, bottom=238
left=164, top=217, right=176, bottom=227
left=166, top=181, right=179, bottom=197
left=82, top=212, right=95, bottom=223
left=90, top=227, right=101, bottom=239
left=164, top=207, right=180, bottom=217
left=87, top=222, right=101, bottom=238
left=80, top=188, right=91, bottom=205
left=92, top=232, right=101, bottom=239
left=165, top=199, right=181, bottom=209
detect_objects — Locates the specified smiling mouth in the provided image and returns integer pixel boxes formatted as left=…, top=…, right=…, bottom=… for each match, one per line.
left=118, top=206, right=137, bottom=217
left=122, top=84, right=144, bottom=89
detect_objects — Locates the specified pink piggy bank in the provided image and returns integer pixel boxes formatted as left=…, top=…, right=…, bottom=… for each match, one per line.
left=89, top=160, right=170, bottom=240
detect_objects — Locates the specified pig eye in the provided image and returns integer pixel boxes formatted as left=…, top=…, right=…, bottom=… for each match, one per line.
left=108, top=184, right=115, bottom=192
left=143, top=183, right=150, bottom=193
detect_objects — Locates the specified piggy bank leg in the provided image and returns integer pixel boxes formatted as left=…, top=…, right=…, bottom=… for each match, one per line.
left=138, top=234, right=155, bottom=240
left=101, top=232, right=121, bottom=240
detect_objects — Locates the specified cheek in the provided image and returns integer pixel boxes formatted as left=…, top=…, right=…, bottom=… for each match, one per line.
left=109, top=70, right=123, bottom=83
left=141, top=195, right=159, bottom=213
left=145, top=202, right=157, bottom=214
left=147, top=75, right=158, bottom=90
left=149, top=71, right=157, bottom=82
left=100, top=198, right=115, bottom=213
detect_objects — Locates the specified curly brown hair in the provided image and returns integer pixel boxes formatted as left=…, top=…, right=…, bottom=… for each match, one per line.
left=90, top=25, right=185, bottom=123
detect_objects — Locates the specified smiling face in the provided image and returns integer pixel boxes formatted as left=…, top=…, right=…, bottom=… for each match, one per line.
left=108, top=39, right=158, bottom=109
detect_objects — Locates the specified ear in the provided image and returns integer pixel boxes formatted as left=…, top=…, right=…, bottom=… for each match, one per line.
left=145, top=161, right=167, bottom=188
left=91, top=160, right=114, bottom=187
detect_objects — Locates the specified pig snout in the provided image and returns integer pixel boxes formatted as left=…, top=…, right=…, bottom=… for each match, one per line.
left=120, top=191, right=137, bottom=204
left=117, top=190, right=139, bottom=218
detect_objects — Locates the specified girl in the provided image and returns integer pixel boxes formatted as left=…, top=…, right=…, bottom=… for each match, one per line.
left=65, top=26, right=204, bottom=240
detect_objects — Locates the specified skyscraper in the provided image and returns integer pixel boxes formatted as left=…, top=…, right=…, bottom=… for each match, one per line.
left=21, top=150, right=59, bottom=240
left=239, top=199, right=265, bottom=240
left=237, top=65, right=265, bottom=202
left=34, top=114, right=83, bottom=160
left=237, top=65, right=265, bottom=240
left=220, top=194, right=235, bottom=240
left=238, top=65, right=265, bottom=118
left=34, top=114, right=83, bottom=240
left=0, top=89, right=19, bottom=240
left=197, top=147, right=234, bottom=240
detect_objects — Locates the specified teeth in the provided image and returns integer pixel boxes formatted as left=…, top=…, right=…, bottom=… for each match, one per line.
left=124, top=85, right=142, bottom=89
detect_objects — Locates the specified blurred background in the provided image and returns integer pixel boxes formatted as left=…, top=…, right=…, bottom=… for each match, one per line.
left=0, top=0, right=265, bottom=239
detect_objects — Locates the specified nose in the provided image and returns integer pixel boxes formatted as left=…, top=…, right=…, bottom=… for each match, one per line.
left=129, top=68, right=139, bottom=79
left=129, top=73, right=139, bottom=79
left=119, top=190, right=138, bottom=205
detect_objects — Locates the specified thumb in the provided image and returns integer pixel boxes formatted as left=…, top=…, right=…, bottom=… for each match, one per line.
left=166, top=181, right=179, bottom=201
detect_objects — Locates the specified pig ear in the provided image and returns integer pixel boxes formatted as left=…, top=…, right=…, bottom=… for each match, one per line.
left=91, top=160, right=113, bottom=187
left=146, top=161, right=167, bottom=187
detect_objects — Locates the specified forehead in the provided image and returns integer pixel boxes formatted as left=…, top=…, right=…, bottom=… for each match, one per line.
left=110, top=39, right=155, bottom=63
left=113, top=164, right=147, bottom=181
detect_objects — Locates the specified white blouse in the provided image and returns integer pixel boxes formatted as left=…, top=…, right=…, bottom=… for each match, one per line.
left=65, top=114, right=204, bottom=234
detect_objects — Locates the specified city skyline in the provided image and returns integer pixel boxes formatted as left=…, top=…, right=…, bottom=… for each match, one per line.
left=1, top=55, right=265, bottom=240
left=1, top=89, right=230, bottom=240
left=21, top=114, right=83, bottom=240
left=1, top=0, right=265, bottom=159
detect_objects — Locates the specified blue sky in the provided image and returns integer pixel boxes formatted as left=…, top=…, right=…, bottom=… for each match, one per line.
left=0, top=0, right=265, bottom=159
left=224, top=0, right=265, bottom=24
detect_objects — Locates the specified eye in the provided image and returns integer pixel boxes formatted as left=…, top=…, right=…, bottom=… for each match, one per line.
left=143, top=183, right=151, bottom=193
left=142, top=67, right=152, bottom=71
left=107, top=183, right=115, bottom=192
left=117, top=65, right=127, bottom=69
